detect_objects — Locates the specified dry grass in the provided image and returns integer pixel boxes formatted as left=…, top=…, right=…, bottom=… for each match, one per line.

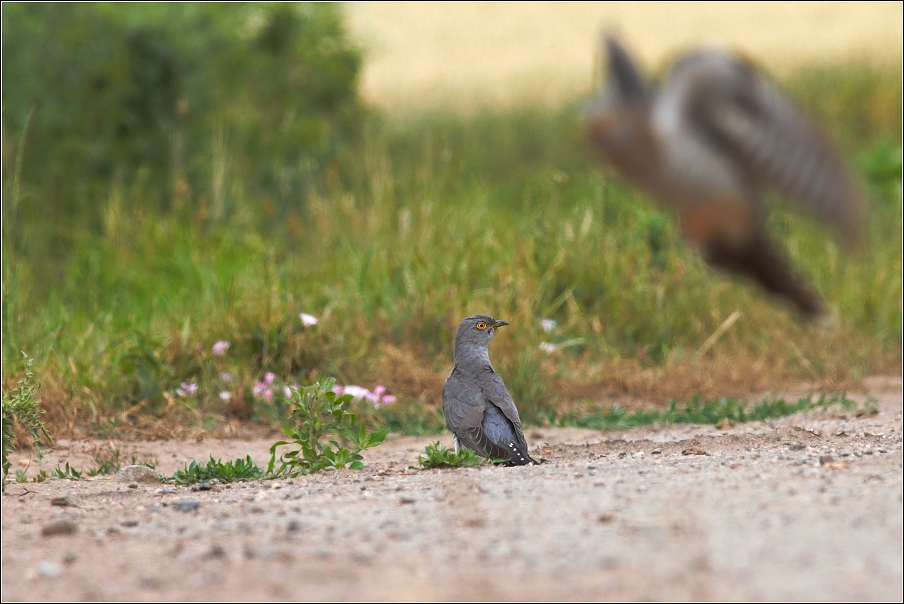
left=344, top=2, right=903, bottom=113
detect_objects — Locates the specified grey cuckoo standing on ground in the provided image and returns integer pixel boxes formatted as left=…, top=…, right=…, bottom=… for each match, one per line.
left=585, top=37, right=867, bottom=320
left=443, top=314, right=537, bottom=466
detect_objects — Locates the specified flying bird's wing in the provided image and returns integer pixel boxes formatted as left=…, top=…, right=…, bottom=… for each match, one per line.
left=443, top=371, right=514, bottom=461
left=677, top=52, right=866, bottom=247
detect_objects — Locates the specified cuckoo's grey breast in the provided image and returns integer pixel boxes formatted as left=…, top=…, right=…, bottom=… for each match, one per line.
left=442, top=315, right=537, bottom=466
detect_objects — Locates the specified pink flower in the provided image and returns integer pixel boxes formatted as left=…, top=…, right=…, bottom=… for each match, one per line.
left=212, top=341, right=230, bottom=356
left=332, top=385, right=345, bottom=395
left=253, top=382, right=266, bottom=397
left=219, top=372, right=234, bottom=382
left=299, top=313, right=319, bottom=327
left=381, top=395, right=397, bottom=405
left=264, top=389, right=274, bottom=402
left=264, top=372, right=276, bottom=385
left=176, top=382, right=198, bottom=397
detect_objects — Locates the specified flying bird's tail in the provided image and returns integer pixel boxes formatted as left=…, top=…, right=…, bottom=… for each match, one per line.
left=704, top=234, right=825, bottom=320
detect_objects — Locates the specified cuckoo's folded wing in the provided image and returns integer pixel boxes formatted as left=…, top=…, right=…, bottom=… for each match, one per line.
left=483, top=373, right=530, bottom=453
left=681, top=52, right=866, bottom=247
left=455, top=424, right=521, bottom=463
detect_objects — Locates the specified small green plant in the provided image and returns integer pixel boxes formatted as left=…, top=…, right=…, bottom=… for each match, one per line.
left=87, top=449, right=123, bottom=477
left=2, top=353, right=51, bottom=488
left=268, top=378, right=390, bottom=477
left=15, top=470, right=27, bottom=483
left=416, top=441, right=486, bottom=469
left=169, top=456, right=263, bottom=485
left=51, top=462, right=82, bottom=481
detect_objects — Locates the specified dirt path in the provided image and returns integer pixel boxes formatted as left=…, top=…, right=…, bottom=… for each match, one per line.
left=3, top=377, right=901, bottom=601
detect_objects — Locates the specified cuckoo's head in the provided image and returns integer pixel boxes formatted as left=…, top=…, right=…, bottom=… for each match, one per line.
left=584, top=36, right=656, bottom=179
left=454, top=314, right=508, bottom=355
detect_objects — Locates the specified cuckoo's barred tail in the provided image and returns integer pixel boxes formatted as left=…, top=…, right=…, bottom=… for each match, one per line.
left=704, top=235, right=824, bottom=319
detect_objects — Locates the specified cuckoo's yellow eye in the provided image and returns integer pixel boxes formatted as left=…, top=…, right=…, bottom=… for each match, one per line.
left=475, top=321, right=488, bottom=330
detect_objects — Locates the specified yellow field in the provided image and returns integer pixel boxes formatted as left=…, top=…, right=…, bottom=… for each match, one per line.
left=343, top=2, right=903, bottom=113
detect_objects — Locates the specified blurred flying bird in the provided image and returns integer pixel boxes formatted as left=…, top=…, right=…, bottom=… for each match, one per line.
left=443, top=315, right=537, bottom=466
left=585, top=37, right=867, bottom=320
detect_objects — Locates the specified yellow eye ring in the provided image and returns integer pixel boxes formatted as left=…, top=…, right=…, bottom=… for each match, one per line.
left=476, top=321, right=488, bottom=330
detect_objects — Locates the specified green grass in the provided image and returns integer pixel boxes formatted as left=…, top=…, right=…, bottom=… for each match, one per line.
left=416, top=441, right=486, bottom=469
left=169, top=456, right=263, bottom=485
left=546, top=393, right=858, bottom=431
left=1, top=63, right=901, bottom=436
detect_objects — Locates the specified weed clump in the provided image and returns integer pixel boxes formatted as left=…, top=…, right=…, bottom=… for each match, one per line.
left=2, top=353, right=51, bottom=488
left=170, top=456, right=263, bottom=485
left=268, top=378, right=390, bottom=476
left=416, top=441, right=485, bottom=469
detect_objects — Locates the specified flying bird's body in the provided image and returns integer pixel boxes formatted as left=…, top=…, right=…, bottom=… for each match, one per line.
left=443, top=315, right=537, bottom=466
left=586, top=40, right=866, bottom=319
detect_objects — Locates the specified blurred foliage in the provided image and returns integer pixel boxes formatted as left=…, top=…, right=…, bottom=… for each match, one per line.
left=0, top=4, right=900, bottom=436
left=2, top=3, right=363, bottom=242
left=546, top=393, right=858, bottom=431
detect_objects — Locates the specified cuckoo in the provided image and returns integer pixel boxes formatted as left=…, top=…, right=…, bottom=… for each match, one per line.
left=442, top=315, right=538, bottom=466
left=585, top=37, right=866, bottom=320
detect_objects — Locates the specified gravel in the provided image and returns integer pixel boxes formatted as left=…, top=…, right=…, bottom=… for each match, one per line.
left=3, top=378, right=901, bottom=600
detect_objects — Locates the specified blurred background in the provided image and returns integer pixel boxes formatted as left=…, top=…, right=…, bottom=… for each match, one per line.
left=1, top=3, right=901, bottom=438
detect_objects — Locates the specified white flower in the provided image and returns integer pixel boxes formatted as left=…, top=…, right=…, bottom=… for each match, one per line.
left=219, top=391, right=232, bottom=401
left=299, top=313, right=319, bottom=327
left=539, top=342, right=558, bottom=354
left=342, top=385, right=369, bottom=400
left=212, top=341, right=230, bottom=355
left=540, top=318, right=557, bottom=333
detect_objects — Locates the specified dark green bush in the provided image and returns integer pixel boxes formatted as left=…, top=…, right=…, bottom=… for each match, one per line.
left=2, top=3, right=364, bottom=236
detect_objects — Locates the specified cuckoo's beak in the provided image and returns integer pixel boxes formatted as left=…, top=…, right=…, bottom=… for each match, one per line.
left=492, top=320, right=509, bottom=329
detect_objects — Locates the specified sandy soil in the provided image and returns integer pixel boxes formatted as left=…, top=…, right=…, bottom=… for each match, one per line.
left=2, top=377, right=901, bottom=601
left=343, top=3, right=903, bottom=113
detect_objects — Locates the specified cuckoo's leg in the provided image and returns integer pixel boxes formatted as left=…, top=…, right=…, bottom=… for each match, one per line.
left=703, top=233, right=825, bottom=320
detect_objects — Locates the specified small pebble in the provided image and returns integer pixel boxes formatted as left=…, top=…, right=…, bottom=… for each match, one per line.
left=122, top=518, right=140, bottom=527
left=51, top=493, right=78, bottom=507
left=41, top=519, right=77, bottom=537
left=114, top=465, right=160, bottom=484
left=400, top=497, right=416, bottom=505
left=287, top=519, right=302, bottom=532
left=174, top=500, right=200, bottom=512
left=37, top=561, right=62, bottom=578
left=64, top=549, right=78, bottom=564
left=651, top=448, right=662, bottom=455
left=787, top=441, right=805, bottom=451
left=204, top=544, right=227, bottom=559
left=128, top=483, right=139, bottom=489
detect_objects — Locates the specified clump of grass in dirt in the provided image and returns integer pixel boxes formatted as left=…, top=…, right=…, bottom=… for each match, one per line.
left=268, top=378, right=390, bottom=476
left=416, top=441, right=486, bottom=469
left=550, top=393, right=858, bottom=431
left=51, top=462, right=83, bottom=481
left=87, top=448, right=157, bottom=477
left=169, top=456, right=263, bottom=485
left=2, top=353, right=51, bottom=488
